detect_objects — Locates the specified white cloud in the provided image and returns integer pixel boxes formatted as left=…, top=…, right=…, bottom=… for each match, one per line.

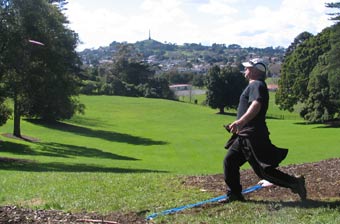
left=198, top=0, right=238, bottom=16
left=65, top=0, right=334, bottom=50
left=65, top=3, right=127, bottom=49
left=206, top=0, right=333, bottom=47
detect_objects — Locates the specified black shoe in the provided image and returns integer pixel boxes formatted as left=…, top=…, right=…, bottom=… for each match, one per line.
left=291, top=175, right=307, bottom=201
left=219, top=191, right=245, bottom=203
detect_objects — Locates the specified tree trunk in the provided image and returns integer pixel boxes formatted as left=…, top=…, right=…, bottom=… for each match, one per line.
left=219, top=107, right=225, bottom=114
left=13, top=95, right=21, bottom=138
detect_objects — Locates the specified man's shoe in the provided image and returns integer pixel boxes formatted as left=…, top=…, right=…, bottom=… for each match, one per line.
left=291, top=175, right=307, bottom=201
left=219, top=191, right=245, bottom=203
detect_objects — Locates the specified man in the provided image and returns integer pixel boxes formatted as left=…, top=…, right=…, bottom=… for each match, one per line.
left=223, top=58, right=307, bottom=202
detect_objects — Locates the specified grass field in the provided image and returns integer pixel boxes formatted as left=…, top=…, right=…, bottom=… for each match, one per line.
left=0, top=95, right=339, bottom=223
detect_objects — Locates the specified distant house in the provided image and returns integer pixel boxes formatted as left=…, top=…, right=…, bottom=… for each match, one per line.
left=267, top=84, right=278, bottom=91
left=169, top=84, right=192, bottom=91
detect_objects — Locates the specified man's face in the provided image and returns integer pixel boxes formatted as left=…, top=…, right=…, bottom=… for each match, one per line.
left=244, top=67, right=253, bottom=80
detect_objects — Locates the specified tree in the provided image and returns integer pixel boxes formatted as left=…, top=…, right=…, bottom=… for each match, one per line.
left=300, top=55, right=336, bottom=122
left=276, top=32, right=314, bottom=112
left=276, top=29, right=331, bottom=112
left=327, top=24, right=340, bottom=112
left=276, top=2, right=340, bottom=122
left=284, top=32, right=313, bottom=57
left=0, top=1, right=9, bottom=70
left=310, top=1, right=340, bottom=121
left=192, top=74, right=205, bottom=87
left=326, top=2, right=340, bottom=117
left=0, top=1, right=14, bottom=126
left=111, top=44, right=153, bottom=85
left=1, top=0, right=84, bottom=137
left=206, top=66, right=224, bottom=113
left=24, top=0, right=84, bottom=121
left=1, top=0, right=32, bottom=136
left=299, top=1, right=340, bottom=122
left=206, top=65, right=247, bottom=114
left=326, top=2, right=340, bottom=21
left=163, top=70, right=194, bottom=85
left=138, top=77, right=175, bottom=99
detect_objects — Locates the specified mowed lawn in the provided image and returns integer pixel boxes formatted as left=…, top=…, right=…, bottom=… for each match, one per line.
left=0, top=95, right=339, bottom=221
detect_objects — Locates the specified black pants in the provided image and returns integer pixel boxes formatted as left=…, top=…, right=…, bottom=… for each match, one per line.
left=223, top=143, right=298, bottom=194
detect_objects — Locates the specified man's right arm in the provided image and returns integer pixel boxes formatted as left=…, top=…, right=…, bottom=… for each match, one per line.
left=229, top=100, right=261, bottom=134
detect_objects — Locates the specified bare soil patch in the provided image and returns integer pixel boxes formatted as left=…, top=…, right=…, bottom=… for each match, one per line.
left=1, top=158, right=339, bottom=223
left=184, top=158, right=340, bottom=201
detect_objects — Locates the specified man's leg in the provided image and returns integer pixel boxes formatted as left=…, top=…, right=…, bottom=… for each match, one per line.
left=248, top=156, right=307, bottom=200
left=223, top=148, right=246, bottom=196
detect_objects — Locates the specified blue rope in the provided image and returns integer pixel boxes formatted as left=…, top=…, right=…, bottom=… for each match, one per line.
left=146, top=184, right=263, bottom=220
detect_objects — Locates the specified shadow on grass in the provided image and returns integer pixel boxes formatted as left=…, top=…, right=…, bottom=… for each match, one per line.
left=315, top=121, right=340, bottom=129
left=0, top=141, right=138, bottom=160
left=266, top=115, right=283, bottom=120
left=26, top=119, right=168, bottom=146
left=294, top=119, right=340, bottom=128
left=0, top=157, right=167, bottom=173
left=215, top=112, right=283, bottom=120
left=38, top=142, right=139, bottom=160
left=0, top=141, right=66, bottom=158
left=215, top=112, right=237, bottom=117
left=248, top=199, right=340, bottom=209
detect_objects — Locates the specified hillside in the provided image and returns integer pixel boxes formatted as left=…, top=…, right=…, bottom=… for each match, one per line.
left=78, top=39, right=285, bottom=75
left=1, top=158, right=339, bottom=223
left=0, top=95, right=339, bottom=223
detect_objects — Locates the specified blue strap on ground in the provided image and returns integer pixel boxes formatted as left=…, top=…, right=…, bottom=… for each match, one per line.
left=146, top=184, right=263, bottom=220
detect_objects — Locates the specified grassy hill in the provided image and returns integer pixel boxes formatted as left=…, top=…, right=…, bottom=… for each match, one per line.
left=0, top=95, right=339, bottom=222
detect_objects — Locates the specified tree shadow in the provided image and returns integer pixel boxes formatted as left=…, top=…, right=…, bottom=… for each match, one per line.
left=247, top=199, right=340, bottom=209
left=70, top=116, right=113, bottom=129
left=0, top=141, right=65, bottom=158
left=0, top=157, right=167, bottom=173
left=215, top=112, right=237, bottom=116
left=0, top=141, right=138, bottom=160
left=293, top=121, right=311, bottom=125
left=38, top=142, right=139, bottom=160
left=315, top=119, right=340, bottom=129
left=266, top=115, right=283, bottom=120
left=26, top=119, right=168, bottom=146
left=293, top=121, right=340, bottom=129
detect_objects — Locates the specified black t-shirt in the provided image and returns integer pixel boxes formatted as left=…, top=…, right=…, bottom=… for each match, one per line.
left=237, top=80, right=269, bottom=133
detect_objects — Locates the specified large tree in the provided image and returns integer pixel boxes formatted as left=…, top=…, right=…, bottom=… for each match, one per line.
left=206, top=65, right=247, bottom=114
left=300, top=55, right=336, bottom=122
left=111, top=44, right=152, bottom=85
left=0, top=1, right=14, bottom=126
left=1, top=0, right=32, bottom=136
left=1, top=0, right=83, bottom=137
left=327, top=24, right=340, bottom=111
left=284, top=31, right=313, bottom=57
left=103, top=43, right=175, bottom=99
left=275, top=29, right=331, bottom=112
left=22, top=0, right=84, bottom=121
left=276, top=2, right=340, bottom=122
left=326, top=2, right=340, bottom=21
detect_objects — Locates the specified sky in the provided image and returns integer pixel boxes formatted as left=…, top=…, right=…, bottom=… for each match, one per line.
left=64, top=0, right=336, bottom=51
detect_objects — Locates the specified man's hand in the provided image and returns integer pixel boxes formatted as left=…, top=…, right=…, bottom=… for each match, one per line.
left=223, top=124, right=231, bottom=133
left=229, top=120, right=245, bottom=134
left=228, top=100, right=262, bottom=134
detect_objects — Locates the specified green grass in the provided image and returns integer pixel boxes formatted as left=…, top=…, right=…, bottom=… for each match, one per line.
left=0, top=95, right=339, bottom=223
left=181, top=90, right=303, bottom=119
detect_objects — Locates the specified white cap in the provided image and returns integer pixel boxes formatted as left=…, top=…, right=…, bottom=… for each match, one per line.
left=242, top=58, right=267, bottom=73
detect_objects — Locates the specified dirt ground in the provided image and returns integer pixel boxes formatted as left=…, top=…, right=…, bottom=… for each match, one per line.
left=1, top=158, right=339, bottom=224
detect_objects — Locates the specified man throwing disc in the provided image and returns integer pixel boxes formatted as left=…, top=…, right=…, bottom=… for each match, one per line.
left=223, top=58, right=307, bottom=202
